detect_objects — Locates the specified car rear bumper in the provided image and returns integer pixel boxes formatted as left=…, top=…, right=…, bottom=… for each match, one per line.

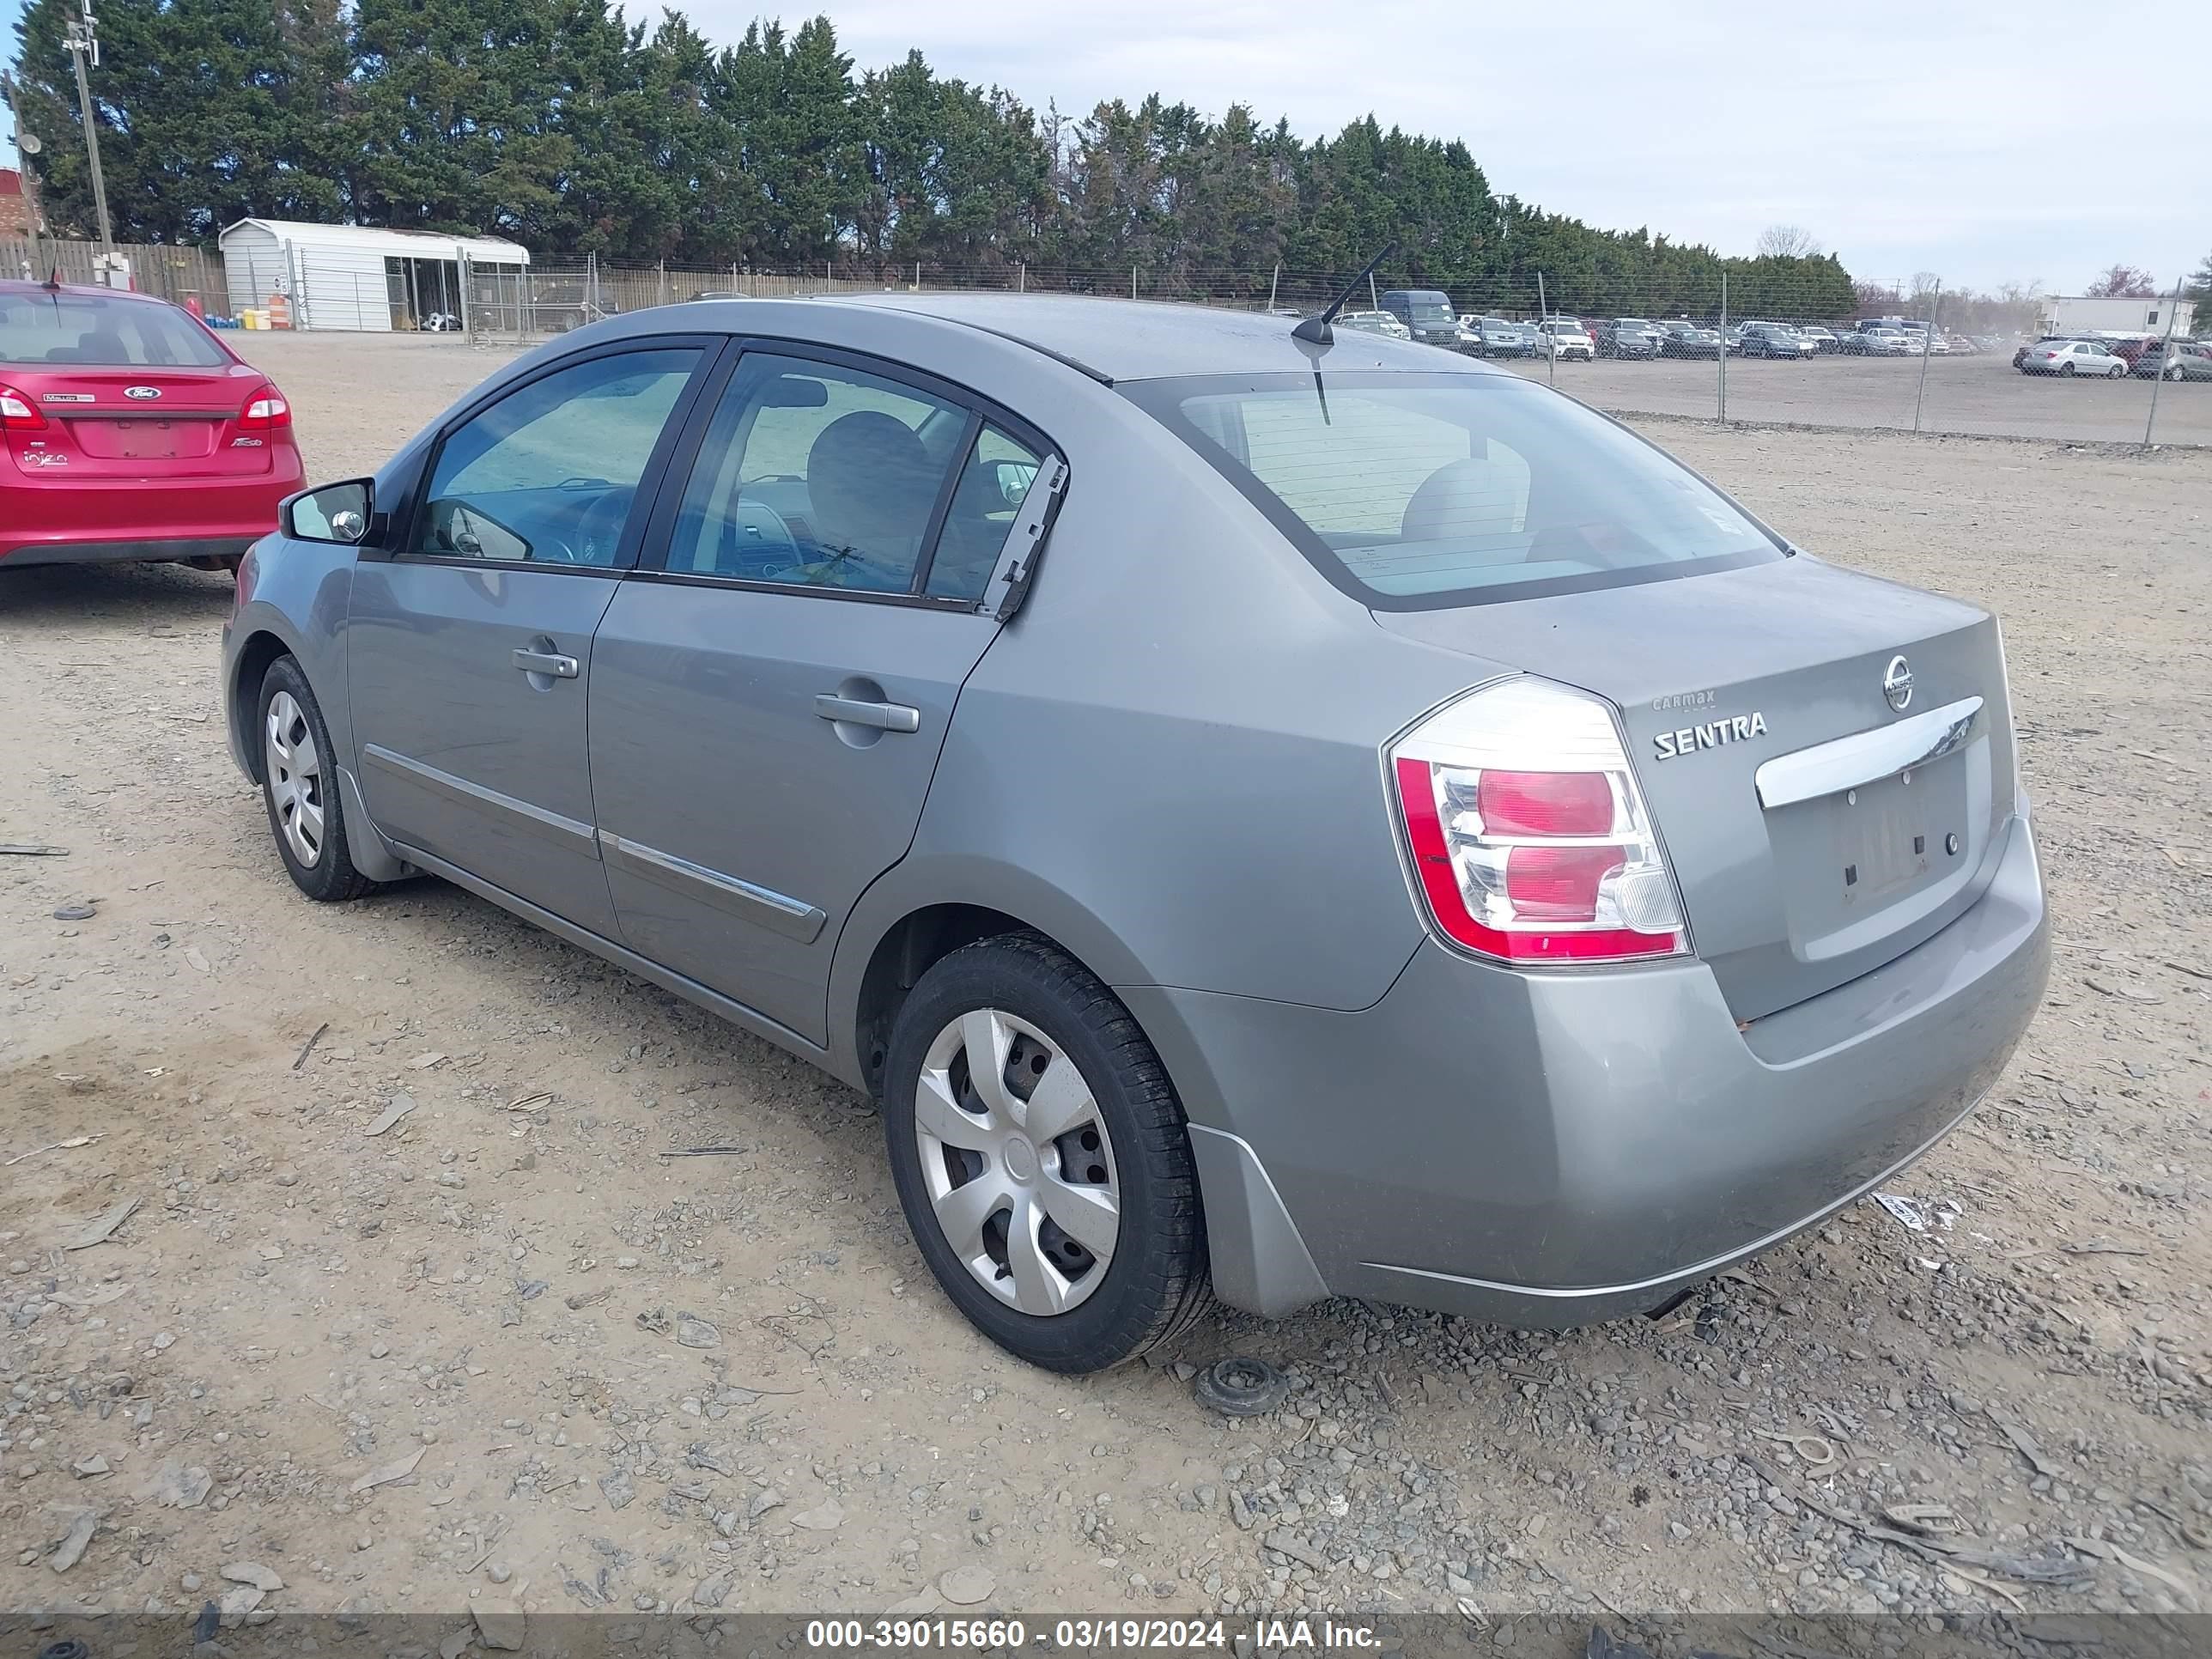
left=0, top=465, right=297, bottom=564
left=1131, top=799, right=2048, bottom=1326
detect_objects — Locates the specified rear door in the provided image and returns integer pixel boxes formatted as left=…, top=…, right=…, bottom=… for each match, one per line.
left=589, top=343, right=1060, bottom=1044
left=348, top=339, right=717, bottom=938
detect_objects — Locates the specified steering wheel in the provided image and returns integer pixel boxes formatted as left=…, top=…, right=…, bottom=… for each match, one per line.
left=539, top=488, right=634, bottom=566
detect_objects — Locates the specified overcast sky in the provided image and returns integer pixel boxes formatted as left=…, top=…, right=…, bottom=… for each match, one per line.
left=4, top=0, right=2200, bottom=294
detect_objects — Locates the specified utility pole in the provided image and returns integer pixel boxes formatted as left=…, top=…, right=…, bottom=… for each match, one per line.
left=62, top=0, right=112, bottom=254
left=2, top=72, right=49, bottom=278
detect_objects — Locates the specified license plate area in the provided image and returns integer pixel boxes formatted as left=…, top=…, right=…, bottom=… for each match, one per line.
left=1766, top=753, right=1973, bottom=952
left=70, top=418, right=215, bottom=461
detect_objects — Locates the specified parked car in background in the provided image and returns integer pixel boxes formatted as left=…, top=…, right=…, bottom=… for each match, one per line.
left=2094, top=336, right=2155, bottom=367
left=1377, top=289, right=1463, bottom=351
left=222, top=292, right=2050, bottom=1372
left=1535, top=318, right=1595, bottom=361
left=2, top=279, right=301, bottom=574
left=1798, top=326, right=1841, bottom=353
left=1661, top=322, right=1721, bottom=358
left=1337, top=310, right=1411, bottom=341
left=1598, top=318, right=1662, bottom=358
left=1459, top=316, right=1531, bottom=358
left=1856, top=329, right=1917, bottom=356
left=2013, top=336, right=2072, bottom=369
left=1740, top=323, right=1814, bottom=359
left=1719, top=324, right=1747, bottom=353
left=2017, top=339, right=2127, bottom=377
left=2131, top=340, right=2212, bottom=380
left=1943, top=335, right=1979, bottom=356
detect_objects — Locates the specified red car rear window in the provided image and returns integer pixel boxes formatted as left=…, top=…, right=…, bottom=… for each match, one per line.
left=0, top=291, right=228, bottom=368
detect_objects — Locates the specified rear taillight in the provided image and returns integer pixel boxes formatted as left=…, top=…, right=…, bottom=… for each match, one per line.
left=1389, top=678, right=1687, bottom=964
left=239, top=385, right=291, bottom=429
left=0, top=382, right=47, bottom=431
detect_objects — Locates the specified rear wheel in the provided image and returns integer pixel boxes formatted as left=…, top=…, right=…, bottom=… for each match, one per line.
left=883, top=933, right=1210, bottom=1372
left=2060, top=362, right=2075, bottom=377
left=258, top=656, right=374, bottom=903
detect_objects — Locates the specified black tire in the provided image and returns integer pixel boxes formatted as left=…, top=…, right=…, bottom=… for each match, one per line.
left=2060, top=362, right=2075, bottom=377
left=257, top=655, right=375, bottom=902
left=883, top=931, right=1212, bottom=1373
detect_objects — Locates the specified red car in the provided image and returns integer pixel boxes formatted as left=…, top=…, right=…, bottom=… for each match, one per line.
left=1, top=280, right=300, bottom=574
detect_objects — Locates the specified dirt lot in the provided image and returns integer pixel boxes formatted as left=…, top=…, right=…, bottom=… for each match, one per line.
left=1501, top=348, right=2210, bottom=448
left=3, top=330, right=2209, bottom=1640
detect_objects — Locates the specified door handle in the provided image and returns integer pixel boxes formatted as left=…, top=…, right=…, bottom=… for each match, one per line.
left=512, top=648, right=580, bottom=679
left=814, top=694, right=920, bottom=734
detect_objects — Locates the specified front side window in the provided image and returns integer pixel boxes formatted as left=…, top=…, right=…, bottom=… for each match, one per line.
left=1124, top=370, right=1782, bottom=609
left=666, top=353, right=975, bottom=594
left=0, top=292, right=229, bottom=368
left=412, top=349, right=700, bottom=568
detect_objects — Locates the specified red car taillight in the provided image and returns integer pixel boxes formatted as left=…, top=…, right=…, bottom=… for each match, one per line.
left=0, top=382, right=48, bottom=431
left=1389, top=678, right=1687, bottom=965
left=239, top=385, right=291, bottom=430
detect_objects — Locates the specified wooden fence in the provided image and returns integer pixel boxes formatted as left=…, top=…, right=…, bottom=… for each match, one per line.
left=1, top=234, right=227, bottom=309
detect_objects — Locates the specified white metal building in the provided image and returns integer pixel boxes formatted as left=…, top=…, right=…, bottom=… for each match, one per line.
left=216, top=219, right=530, bottom=331
left=2043, top=294, right=2196, bottom=340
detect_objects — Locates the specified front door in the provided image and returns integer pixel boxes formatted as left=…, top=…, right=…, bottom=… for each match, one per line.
left=348, top=343, right=711, bottom=936
left=589, top=346, right=1055, bottom=1043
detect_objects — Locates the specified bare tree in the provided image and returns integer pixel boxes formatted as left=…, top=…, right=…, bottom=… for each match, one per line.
left=1755, top=224, right=1819, bottom=259
left=2083, top=264, right=2156, bottom=298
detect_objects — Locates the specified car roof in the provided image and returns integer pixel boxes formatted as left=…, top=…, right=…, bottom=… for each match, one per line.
left=813, top=292, right=1487, bottom=383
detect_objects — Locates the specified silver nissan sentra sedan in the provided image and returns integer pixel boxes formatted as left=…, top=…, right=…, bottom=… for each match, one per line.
left=221, top=294, right=2050, bottom=1373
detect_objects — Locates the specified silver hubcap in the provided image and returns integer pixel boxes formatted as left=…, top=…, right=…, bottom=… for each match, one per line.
left=914, top=1009, right=1120, bottom=1316
left=264, top=690, right=326, bottom=869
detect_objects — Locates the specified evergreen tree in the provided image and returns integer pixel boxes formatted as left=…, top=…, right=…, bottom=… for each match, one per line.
left=6, top=0, right=1865, bottom=314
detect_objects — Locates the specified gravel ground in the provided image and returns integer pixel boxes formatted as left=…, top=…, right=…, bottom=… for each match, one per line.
left=3, top=331, right=2209, bottom=1639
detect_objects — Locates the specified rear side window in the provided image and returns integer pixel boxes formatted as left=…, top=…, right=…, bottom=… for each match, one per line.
left=1124, top=370, right=1783, bottom=609
left=666, top=353, right=969, bottom=594
left=0, top=293, right=228, bottom=367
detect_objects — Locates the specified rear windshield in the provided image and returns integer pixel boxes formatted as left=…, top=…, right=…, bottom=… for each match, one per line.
left=1122, top=370, right=1783, bottom=609
left=0, top=292, right=228, bottom=368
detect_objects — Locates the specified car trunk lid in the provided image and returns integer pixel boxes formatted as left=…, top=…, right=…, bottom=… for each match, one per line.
left=1, top=364, right=273, bottom=479
left=1374, top=556, right=2017, bottom=1020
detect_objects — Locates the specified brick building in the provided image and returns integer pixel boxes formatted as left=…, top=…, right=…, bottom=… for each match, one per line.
left=0, top=167, right=32, bottom=235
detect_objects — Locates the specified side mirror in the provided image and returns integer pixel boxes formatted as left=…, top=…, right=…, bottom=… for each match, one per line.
left=286, top=480, right=373, bottom=545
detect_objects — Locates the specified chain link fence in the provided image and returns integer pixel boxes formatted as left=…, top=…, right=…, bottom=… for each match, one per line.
left=8, top=236, right=2202, bottom=449
left=432, top=258, right=2209, bottom=451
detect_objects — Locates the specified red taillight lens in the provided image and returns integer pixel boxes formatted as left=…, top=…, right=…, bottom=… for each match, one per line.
left=1504, top=844, right=1626, bottom=921
left=1391, top=678, right=1687, bottom=966
left=0, top=382, right=47, bottom=431
left=239, top=385, right=291, bottom=429
left=1477, top=770, right=1613, bottom=836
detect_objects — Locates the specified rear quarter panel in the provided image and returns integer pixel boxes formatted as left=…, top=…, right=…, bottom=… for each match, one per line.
left=836, top=377, right=1498, bottom=1075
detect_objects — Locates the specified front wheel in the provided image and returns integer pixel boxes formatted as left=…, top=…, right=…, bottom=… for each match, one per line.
left=258, top=656, right=375, bottom=902
left=883, top=933, right=1211, bottom=1372
left=2109, top=364, right=2126, bottom=379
